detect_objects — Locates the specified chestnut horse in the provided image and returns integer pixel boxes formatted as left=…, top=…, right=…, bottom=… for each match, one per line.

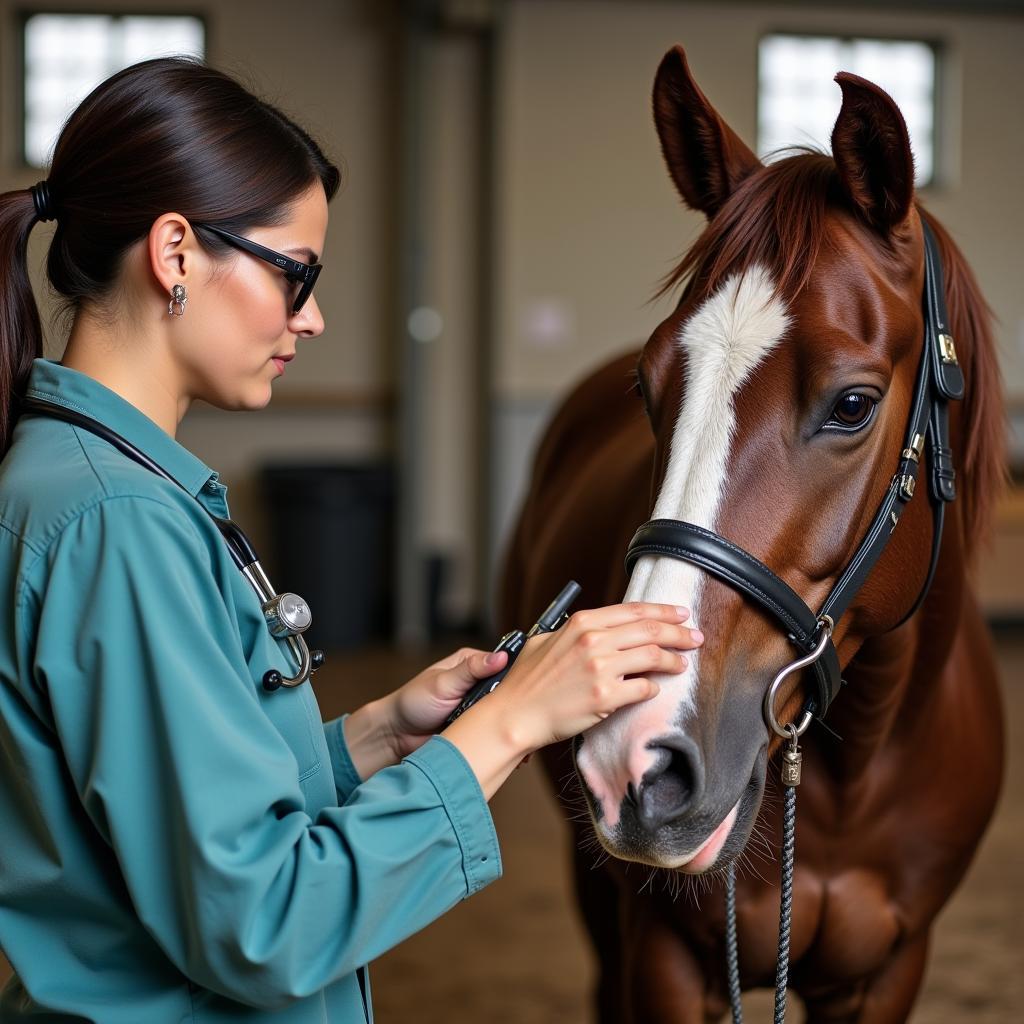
left=500, top=47, right=1005, bottom=1023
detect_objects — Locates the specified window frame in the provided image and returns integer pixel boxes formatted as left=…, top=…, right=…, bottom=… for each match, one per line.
left=756, top=29, right=944, bottom=190
left=16, top=6, right=211, bottom=171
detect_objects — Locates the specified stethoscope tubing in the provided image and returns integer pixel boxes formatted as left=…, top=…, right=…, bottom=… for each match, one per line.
left=18, top=396, right=320, bottom=690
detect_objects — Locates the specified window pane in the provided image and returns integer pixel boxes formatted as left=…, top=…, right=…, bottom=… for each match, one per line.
left=23, top=14, right=205, bottom=168
left=757, top=34, right=936, bottom=186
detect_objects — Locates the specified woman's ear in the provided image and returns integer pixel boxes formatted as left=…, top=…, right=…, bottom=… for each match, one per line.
left=652, top=45, right=762, bottom=219
left=147, top=213, right=194, bottom=296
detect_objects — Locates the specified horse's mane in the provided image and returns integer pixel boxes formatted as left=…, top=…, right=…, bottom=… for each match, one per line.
left=656, top=150, right=1006, bottom=558
left=919, top=208, right=1008, bottom=557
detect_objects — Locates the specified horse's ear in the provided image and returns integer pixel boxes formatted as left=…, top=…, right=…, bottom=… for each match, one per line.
left=652, top=45, right=762, bottom=218
left=831, top=73, right=915, bottom=233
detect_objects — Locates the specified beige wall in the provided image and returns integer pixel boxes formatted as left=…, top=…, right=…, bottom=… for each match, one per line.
left=1, top=0, right=398, bottom=577
left=1, top=0, right=493, bottom=624
left=495, top=1, right=1024, bottom=402
left=2, top=1, right=1021, bottom=626
left=489, top=1, right=1024, bottom=608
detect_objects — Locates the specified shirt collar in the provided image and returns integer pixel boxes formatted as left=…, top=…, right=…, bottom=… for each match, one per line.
left=23, top=359, right=218, bottom=499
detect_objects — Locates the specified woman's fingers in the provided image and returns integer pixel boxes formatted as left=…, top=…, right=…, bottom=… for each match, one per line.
left=608, top=644, right=688, bottom=679
left=463, top=600, right=704, bottom=753
left=572, top=620, right=703, bottom=657
left=566, top=602, right=690, bottom=633
left=598, top=676, right=661, bottom=717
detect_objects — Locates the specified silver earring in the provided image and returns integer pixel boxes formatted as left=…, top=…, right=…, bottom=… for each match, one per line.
left=168, top=284, right=187, bottom=316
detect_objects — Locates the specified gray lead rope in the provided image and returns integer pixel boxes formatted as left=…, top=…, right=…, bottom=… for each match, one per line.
left=725, top=862, right=744, bottom=1023
left=726, top=729, right=801, bottom=1023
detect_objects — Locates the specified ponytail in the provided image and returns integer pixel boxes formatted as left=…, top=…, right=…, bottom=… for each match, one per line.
left=0, top=189, right=46, bottom=453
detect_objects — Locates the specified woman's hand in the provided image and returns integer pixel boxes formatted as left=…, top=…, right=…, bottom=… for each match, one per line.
left=443, top=602, right=704, bottom=799
left=385, top=646, right=510, bottom=759
left=342, top=647, right=510, bottom=778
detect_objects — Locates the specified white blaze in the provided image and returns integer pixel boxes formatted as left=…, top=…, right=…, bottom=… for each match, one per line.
left=577, top=266, right=790, bottom=828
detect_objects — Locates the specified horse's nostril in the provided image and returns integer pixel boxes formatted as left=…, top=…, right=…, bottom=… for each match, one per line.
left=637, top=739, right=702, bottom=831
left=624, top=781, right=638, bottom=807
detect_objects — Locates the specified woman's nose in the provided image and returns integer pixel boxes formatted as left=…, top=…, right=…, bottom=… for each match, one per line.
left=291, top=295, right=325, bottom=338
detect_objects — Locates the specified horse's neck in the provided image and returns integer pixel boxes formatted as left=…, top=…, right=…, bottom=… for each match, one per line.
left=816, top=537, right=966, bottom=778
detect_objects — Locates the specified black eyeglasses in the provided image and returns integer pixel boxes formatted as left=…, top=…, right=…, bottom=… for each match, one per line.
left=195, top=223, right=322, bottom=313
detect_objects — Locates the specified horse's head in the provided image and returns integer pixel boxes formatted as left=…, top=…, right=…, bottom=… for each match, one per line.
left=573, top=45, right=1003, bottom=871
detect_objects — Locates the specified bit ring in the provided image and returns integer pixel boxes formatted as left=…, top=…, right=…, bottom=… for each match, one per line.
left=763, top=618, right=833, bottom=740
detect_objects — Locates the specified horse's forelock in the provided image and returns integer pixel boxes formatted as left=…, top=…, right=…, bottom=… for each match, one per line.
left=656, top=150, right=838, bottom=307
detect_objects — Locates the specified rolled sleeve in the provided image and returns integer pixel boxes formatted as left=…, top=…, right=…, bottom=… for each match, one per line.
left=324, top=714, right=366, bottom=802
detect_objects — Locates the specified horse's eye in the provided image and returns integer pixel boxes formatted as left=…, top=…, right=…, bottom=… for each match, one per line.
left=828, top=392, right=875, bottom=430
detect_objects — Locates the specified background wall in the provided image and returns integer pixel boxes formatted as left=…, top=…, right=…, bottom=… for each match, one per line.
left=491, top=0, right=1024, bottom=597
left=1, top=0, right=1022, bottom=1014
left=1, top=0, right=1021, bottom=637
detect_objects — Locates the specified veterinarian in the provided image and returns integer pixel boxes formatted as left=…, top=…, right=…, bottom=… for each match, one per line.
left=0, top=56, right=703, bottom=1022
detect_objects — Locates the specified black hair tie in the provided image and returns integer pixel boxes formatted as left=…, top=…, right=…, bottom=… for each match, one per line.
left=30, top=180, right=57, bottom=223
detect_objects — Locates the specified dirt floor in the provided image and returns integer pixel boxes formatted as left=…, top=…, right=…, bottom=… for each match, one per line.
left=331, top=631, right=1024, bottom=1024
left=1, top=632, right=1021, bottom=1021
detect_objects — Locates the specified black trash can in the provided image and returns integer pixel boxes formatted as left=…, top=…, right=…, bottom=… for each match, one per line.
left=262, top=462, right=395, bottom=651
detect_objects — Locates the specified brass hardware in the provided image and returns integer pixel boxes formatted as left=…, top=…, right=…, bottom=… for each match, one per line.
left=938, top=333, right=958, bottom=365
left=782, top=744, right=802, bottom=787
left=899, top=474, right=916, bottom=500
left=901, top=433, right=925, bottom=463
left=781, top=724, right=802, bottom=787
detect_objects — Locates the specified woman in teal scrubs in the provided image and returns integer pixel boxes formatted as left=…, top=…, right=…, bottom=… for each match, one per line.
left=0, top=57, right=702, bottom=1022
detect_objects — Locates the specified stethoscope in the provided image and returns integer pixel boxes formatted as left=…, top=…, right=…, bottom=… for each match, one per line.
left=20, top=396, right=325, bottom=692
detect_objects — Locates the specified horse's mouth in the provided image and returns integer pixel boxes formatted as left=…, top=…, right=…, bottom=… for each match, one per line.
left=675, top=756, right=766, bottom=872
left=574, top=737, right=768, bottom=873
left=666, top=800, right=740, bottom=872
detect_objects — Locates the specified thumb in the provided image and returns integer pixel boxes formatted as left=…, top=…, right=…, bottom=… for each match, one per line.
left=454, top=648, right=508, bottom=683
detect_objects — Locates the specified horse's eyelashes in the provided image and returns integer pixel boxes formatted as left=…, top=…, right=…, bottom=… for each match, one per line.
left=628, top=368, right=654, bottom=416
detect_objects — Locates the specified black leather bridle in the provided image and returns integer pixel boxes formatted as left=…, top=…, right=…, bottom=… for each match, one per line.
left=624, top=220, right=964, bottom=736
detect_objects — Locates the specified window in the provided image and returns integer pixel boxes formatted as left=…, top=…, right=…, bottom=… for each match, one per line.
left=22, top=13, right=205, bottom=168
left=758, top=34, right=938, bottom=186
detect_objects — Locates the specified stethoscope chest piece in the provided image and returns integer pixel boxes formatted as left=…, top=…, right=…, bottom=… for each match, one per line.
left=18, top=396, right=326, bottom=694
left=264, top=592, right=312, bottom=638
left=258, top=590, right=324, bottom=692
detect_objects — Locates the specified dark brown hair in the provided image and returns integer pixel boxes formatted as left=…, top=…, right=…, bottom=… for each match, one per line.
left=0, top=55, right=341, bottom=451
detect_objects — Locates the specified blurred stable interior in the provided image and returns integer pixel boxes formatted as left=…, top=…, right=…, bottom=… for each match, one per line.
left=1, top=1, right=1023, bottom=1020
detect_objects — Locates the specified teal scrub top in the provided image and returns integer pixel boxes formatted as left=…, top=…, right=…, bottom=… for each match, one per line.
left=0, top=359, right=502, bottom=1022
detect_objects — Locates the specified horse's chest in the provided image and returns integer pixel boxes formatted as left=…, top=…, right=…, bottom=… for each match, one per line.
left=725, top=863, right=902, bottom=991
left=803, top=867, right=901, bottom=977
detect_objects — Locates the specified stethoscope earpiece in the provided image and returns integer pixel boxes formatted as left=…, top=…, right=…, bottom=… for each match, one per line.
left=262, top=648, right=326, bottom=691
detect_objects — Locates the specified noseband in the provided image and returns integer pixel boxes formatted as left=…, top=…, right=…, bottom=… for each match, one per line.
left=624, top=220, right=963, bottom=735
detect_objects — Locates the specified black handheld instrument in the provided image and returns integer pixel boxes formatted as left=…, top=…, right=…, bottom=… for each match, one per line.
left=444, top=581, right=582, bottom=726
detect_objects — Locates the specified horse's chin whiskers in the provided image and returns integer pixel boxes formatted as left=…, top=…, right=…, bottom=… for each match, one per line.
left=637, top=868, right=658, bottom=895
